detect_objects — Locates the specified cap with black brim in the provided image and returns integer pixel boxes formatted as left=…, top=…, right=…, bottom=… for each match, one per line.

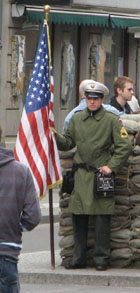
left=85, top=91, right=104, bottom=99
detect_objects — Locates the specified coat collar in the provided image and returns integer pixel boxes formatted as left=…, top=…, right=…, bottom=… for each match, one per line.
left=82, top=105, right=106, bottom=121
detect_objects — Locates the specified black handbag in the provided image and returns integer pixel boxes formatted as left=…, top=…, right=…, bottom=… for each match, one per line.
left=94, top=171, right=115, bottom=199
left=61, top=170, right=75, bottom=194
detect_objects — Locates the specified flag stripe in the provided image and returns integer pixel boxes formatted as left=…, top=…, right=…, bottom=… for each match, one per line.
left=14, top=21, right=62, bottom=198
left=20, top=110, right=48, bottom=182
left=40, top=106, right=58, bottom=186
left=19, top=121, right=44, bottom=196
left=29, top=109, right=52, bottom=186
left=39, top=107, right=53, bottom=186
left=14, top=134, right=40, bottom=195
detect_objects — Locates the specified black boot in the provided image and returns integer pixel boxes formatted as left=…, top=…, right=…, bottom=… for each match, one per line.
left=65, top=263, right=86, bottom=269
left=94, top=215, right=111, bottom=269
left=71, top=214, right=88, bottom=267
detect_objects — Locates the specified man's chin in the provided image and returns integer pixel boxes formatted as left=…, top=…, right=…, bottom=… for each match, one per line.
left=89, top=107, right=96, bottom=111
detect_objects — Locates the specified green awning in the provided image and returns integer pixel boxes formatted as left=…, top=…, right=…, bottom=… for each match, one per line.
left=26, top=10, right=109, bottom=27
left=25, top=8, right=140, bottom=29
left=111, top=15, right=140, bottom=29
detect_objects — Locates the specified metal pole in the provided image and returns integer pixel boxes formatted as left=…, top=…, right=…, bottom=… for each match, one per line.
left=49, top=189, right=55, bottom=269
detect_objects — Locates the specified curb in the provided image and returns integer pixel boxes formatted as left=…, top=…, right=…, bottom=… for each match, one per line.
left=19, top=251, right=140, bottom=288
left=40, top=203, right=60, bottom=224
left=19, top=270, right=140, bottom=288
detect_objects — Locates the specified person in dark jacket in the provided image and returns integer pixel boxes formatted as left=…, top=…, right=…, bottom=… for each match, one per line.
left=0, top=127, right=41, bottom=292
left=110, top=76, right=134, bottom=114
left=56, top=80, right=132, bottom=271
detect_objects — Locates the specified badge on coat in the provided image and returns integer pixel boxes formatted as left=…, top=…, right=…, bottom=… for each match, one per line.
left=118, top=117, right=123, bottom=125
left=120, top=126, right=128, bottom=138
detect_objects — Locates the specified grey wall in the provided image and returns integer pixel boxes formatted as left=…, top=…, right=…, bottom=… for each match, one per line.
left=73, top=0, right=140, bottom=10
left=0, top=0, right=2, bottom=75
left=0, top=0, right=2, bottom=134
left=0, top=0, right=2, bottom=37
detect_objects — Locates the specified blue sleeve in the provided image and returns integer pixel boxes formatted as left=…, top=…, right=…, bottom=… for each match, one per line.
left=63, top=100, right=87, bottom=133
left=63, top=109, right=79, bottom=134
left=103, top=104, right=124, bottom=116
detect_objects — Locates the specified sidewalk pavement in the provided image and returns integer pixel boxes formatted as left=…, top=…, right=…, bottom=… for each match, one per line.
left=19, top=251, right=140, bottom=288
left=19, top=187, right=140, bottom=288
left=39, top=187, right=60, bottom=224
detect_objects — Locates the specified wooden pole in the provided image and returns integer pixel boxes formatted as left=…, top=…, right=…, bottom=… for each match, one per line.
left=44, top=5, right=55, bottom=269
left=49, top=189, right=55, bottom=269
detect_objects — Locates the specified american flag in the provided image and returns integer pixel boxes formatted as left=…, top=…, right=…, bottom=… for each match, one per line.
left=14, top=21, right=62, bottom=198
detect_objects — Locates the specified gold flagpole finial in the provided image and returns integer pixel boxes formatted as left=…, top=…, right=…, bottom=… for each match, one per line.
left=44, top=5, right=50, bottom=22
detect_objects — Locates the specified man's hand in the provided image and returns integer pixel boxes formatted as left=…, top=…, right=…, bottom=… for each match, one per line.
left=50, top=127, right=57, bottom=133
left=99, top=166, right=112, bottom=175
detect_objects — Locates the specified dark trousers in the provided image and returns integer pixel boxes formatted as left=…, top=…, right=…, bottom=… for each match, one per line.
left=72, top=214, right=111, bottom=267
left=0, top=255, right=20, bottom=293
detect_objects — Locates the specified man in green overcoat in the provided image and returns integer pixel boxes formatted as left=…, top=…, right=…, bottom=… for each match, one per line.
left=56, top=80, right=132, bottom=271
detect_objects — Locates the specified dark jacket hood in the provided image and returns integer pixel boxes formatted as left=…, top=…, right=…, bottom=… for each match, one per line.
left=0, top=147, right=15, bottom=167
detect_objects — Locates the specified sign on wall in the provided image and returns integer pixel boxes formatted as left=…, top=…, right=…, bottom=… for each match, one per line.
left=11, top=35, right=25, bottom=98
left=60, top=42, right=75, bottom=108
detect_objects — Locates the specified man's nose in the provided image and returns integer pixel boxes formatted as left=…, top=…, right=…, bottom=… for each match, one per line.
left=131, top=89, right=134, bottom=93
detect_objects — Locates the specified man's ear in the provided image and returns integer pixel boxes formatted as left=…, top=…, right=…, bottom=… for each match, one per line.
left=117, top=88, right=122, bottom=95
left=101, top=97, right=104, bottom=104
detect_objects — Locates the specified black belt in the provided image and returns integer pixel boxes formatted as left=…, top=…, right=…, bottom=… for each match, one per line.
left=73, top=163, right=98, bottom=172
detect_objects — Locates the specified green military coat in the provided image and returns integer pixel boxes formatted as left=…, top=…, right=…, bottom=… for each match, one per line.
left=57, top=106, right=132, bottom=215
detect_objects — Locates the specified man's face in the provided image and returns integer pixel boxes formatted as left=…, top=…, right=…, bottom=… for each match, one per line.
left=120, top=82, right=134, bottom=101
left=86, top=97, right=103, bottom=111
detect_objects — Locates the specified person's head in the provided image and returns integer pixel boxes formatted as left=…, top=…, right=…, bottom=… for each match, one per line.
left=83, top=80, right=109, bottom=111
left=79, top=80, right=94, bottom=100
left=114, top=76, right=134, bottom=102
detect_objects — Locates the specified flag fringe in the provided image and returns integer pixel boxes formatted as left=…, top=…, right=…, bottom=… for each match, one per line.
left=48, top=179, right=62, bottom=189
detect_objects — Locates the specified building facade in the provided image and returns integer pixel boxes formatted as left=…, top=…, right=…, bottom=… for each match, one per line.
left=1, top=0, right=140, bottom=148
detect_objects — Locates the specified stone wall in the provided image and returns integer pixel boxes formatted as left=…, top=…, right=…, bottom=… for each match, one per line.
left=58, top=132, right=140, bottom=268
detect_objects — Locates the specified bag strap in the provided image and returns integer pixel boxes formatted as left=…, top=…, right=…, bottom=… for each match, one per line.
left=73, top=163, right=98, bottom=172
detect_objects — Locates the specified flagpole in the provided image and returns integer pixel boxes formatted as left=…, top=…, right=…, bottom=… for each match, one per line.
left=44, top=5, right=55, bottom=270
left=49, top=188, right=55, bottom=269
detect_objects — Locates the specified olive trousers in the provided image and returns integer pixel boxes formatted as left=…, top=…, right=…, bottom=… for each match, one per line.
left=72, top=214, right=111, bottom=267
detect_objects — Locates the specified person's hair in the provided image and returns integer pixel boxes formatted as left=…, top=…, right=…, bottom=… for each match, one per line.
left=114, top=76, right=134, bottom=95
left=79, top=82, right=85, bottom=100
left=79, top=79, right=93, bottom=100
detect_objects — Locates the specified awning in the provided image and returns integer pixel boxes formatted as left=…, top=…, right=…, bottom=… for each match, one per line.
left=111, top=15, right=140, bottom=29
left=26, top=8, right=109, bottom=27
left=25, top=7, right=140, bottom=29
